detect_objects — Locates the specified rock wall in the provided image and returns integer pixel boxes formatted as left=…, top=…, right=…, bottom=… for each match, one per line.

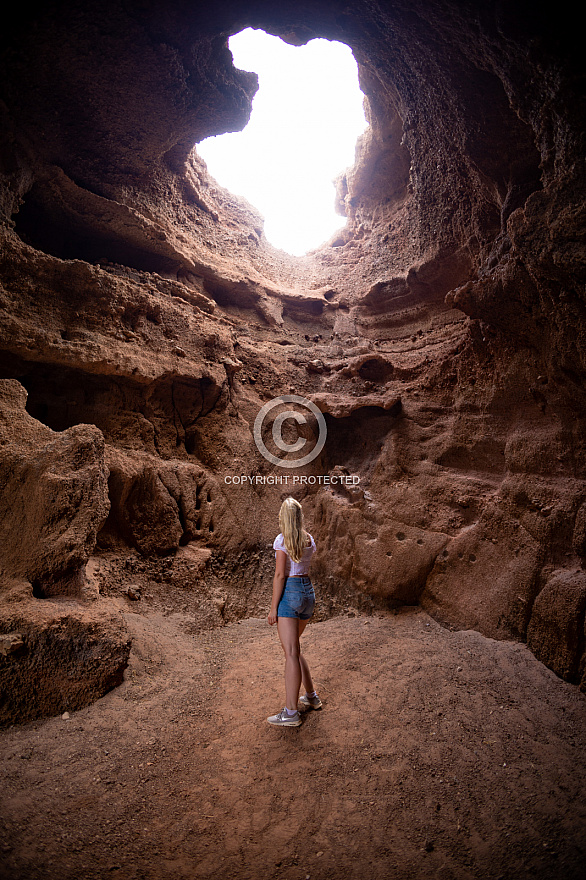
left=0, top=0, right=585, bottom=721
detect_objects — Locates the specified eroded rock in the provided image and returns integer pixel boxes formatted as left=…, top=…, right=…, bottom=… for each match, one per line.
left=0, top=380, right=129, bottom=724
left=421, top=507, right=543, bottom=641
left=0, top=602, right=130, bottom=726
left=313, top=391, right=401, bottom=419
left=527, top=570, right=586, bottom=688
left=313, top=490, right=448, bottom=604
left=0, top=0, right=584, bottom=713
left=0, top=379, right=109, bottom=594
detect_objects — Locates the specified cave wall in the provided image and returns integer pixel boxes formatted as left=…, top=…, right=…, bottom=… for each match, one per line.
left=0, top=0, right=585, bottom=720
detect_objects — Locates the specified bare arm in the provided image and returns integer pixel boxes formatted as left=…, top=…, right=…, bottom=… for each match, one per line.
left=268, top=550, right=287, bottom=626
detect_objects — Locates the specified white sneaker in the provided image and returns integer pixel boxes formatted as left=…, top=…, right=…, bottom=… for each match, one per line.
left=299, top=693, right=322, bottom=710
left=267, top=708, right=302, bottom=727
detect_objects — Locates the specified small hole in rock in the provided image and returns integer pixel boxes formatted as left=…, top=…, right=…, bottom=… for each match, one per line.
left=32, top=580, right=46, bottom=599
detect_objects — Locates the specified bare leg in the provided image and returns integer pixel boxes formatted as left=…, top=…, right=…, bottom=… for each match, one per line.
left=298, top=620, right=315, bottom=695
left=277, top=617, right=303, bottom=710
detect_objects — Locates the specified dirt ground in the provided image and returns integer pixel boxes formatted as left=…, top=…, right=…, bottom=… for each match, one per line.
left=1, top=604, right=585, bottom=880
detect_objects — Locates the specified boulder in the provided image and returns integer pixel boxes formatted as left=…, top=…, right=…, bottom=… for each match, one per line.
left=527, top=569, right=586, bottom=686
left=0, top=600, right=130, bottom=726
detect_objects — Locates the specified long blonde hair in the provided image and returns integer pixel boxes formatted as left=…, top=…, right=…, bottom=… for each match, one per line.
left=279, top=497, right=309, bottom=562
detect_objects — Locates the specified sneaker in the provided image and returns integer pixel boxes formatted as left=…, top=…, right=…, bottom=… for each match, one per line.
left=299, top=693, right=322, bottom=711
left=267, top=708, right=302, bottom=727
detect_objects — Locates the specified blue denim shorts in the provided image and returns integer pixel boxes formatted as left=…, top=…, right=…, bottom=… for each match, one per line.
left=277, top=576, right=315, bottom=620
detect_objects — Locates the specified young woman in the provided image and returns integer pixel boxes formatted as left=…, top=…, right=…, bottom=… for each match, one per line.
left=267, top=497, right=322, bottom=727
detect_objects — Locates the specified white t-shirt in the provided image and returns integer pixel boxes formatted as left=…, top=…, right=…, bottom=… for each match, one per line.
left=273, top=532, right=316, bottom=577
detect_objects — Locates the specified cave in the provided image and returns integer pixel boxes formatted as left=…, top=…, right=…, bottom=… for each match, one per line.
left=0, top=1, right=585, bottom=876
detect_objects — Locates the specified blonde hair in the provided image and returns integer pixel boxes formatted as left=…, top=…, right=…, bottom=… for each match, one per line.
left=279, top=497, right=309, bottom=563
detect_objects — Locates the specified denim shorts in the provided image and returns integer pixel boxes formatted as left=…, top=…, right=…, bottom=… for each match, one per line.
left=277, top=576, right=315, bottom=620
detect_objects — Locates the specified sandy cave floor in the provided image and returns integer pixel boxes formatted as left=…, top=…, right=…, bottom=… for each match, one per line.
left=0, top=607, right=585, bottom=880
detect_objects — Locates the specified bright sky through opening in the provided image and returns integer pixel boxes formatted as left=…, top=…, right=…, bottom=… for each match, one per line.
left=196, top=29, right=368, bottom=256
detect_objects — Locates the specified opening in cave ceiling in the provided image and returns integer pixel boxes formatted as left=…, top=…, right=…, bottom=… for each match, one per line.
left=196, top=28, right=368, bottom=256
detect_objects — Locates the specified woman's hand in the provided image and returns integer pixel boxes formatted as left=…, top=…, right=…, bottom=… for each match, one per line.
left=268, top=608, right=278, bottom=626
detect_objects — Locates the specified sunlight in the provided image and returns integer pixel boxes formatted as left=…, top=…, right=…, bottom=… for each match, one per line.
left=196, top=28, right=368, bottom=256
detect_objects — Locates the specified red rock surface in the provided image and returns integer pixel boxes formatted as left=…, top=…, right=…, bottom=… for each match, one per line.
left=0, top=0, right=584, bottom=718
left=1, top=3, right=585, bottom=877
